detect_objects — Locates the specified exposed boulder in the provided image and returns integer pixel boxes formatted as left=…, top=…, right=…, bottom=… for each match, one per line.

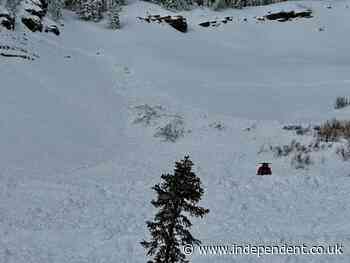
left=137, top=15, right=188, bottom=33
left=22, top=15, right=43, bottom=32
left=199, top=21, right=210, bottom=27
left=23, top=0, right=47, bottom=18
left=0, top=7, right=15, bottom=30
left=24, top=7, right=46, bottom=19
left=163, top=16, right=187, bottom=33
left=264, top=9, right=312, bottom=21
left=44, top=24, right=60, bottom=35
left=199, top=16, right=234, bottom=28
left=0, top=52, right=34, bottom=60
left=0, top=13, right=15, bottom=30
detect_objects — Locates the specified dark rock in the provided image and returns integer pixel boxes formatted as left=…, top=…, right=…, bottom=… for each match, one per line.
left=0, top=17, right=15, bottom=30
left=199, top=16, right=234, bottom=28
left=282, top=125, right=312, bottom=135
left=163, top=16, right=187, bottom=33
left=283, top=125, right=303, bottom=131
left=255, top=16, right=265, bottom=21
left=199, top=21, right=210, bottom=27
left=277, top=17, right=289, bottom=22
left=22, top=16, right=43, bottom=32
left=39, top=0, right=49, bottom=10
left=265, top=10, right=312, bottom=21
left=25, top=8, right=46, bottom=19
left=138, top=15, right=188, bottom=33
left=313, top=125, right=321, bottom=131
left=0, top=52, right=34, bottom=60
left=0, top=12, right=15, bottom=30
left=295, top=11, right=313, bottom=18
left=24, top=0, right=48, bottom=18
left=45, top=25, right=60, bottom=35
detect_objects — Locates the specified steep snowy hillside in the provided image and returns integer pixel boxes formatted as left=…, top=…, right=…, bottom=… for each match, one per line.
left=0, top=1, right=350, bottom=262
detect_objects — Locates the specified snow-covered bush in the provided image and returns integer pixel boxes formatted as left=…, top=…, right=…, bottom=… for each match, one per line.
left=154, top=117, right=185, bottom=142
left=334, top=96, right=350, bottom=109
left=318, top=119, right=350, bottom=142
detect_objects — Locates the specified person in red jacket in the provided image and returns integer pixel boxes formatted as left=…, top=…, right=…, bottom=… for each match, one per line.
left=257, top=163, right=272, bottom=175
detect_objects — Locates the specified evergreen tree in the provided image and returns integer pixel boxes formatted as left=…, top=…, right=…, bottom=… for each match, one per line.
left=78, top=0, right=92, bottom=20
left=111, top=0, right=125, bottom=7
left=109, top=3, right=120, bottom=29
left=160, top=0, right=192, bottom=11
left=141, top=156, right=209, bottom=263
left=48, top=0, right=64, bottom=21
left=91, top=0, right=103, bottom=21
left=76, top=0, right=103, bottom=21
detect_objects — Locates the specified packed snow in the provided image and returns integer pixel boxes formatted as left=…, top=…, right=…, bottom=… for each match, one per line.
left=0, top=0, right=350, bottom=262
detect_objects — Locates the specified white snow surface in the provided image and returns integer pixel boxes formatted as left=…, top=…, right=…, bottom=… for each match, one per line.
left=1, top=1, right=350, bottom=262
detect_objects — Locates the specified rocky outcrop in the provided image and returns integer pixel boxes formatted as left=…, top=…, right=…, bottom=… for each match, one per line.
left=19, top=0, right=59, bottom=35
left=45, top=25, right=60, bottom=35
left=137, top=15, right=188, bottom=33
left=163, top=16, right=187, bottom=33
left=22, top=15, right=43, bottom=32
left=0, top=43, right=40, bottom=61
left=199, top=16, right=234, bottom=27
left=264, top=9, right=313, bottom=21
left=23, top=0, right=47, bottom=18
left=0, top=12, right=15, bottom=30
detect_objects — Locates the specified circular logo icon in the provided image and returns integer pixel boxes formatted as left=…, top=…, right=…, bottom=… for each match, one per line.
left=183, top=244, right=194, bottom=256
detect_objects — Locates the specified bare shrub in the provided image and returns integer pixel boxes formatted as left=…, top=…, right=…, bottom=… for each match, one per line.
left=154, top=117, right=186, bottom=142
left=272, top=140, right=313, bottom=158
left=282, top=125, right=310, bottom=136
left=318, top=119, right=350, bottom=142
left=334, top=96, right=350, bottom=109
left=271, top=140, right=324, bottom=169
left=209, top=121, right=225, bottom=130
left=336, top=140, right=350, bottom=161
left=133, top=104, right=164, bottom=125
left=291, top=152, right=312, bottom=169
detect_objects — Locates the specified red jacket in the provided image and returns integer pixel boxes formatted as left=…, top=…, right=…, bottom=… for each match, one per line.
left=257, top=165, right=272, bottom=175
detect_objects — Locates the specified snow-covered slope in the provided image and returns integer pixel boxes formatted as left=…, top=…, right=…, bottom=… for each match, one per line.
left=0, top=1, right=350, bottom=262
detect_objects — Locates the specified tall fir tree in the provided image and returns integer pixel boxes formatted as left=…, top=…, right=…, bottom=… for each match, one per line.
left=48, top=0, right=64, bottom=21
left=109, top=3, right=120, bottom=29
left=76, top=0, right=104, bottom=21
left=78, top=0, right=93, bottom=20
left=141, top=156, right=209, bottom=263
left=91, top=0, right=103, bottom=21
left=160, top=0, right=192, bottom=11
